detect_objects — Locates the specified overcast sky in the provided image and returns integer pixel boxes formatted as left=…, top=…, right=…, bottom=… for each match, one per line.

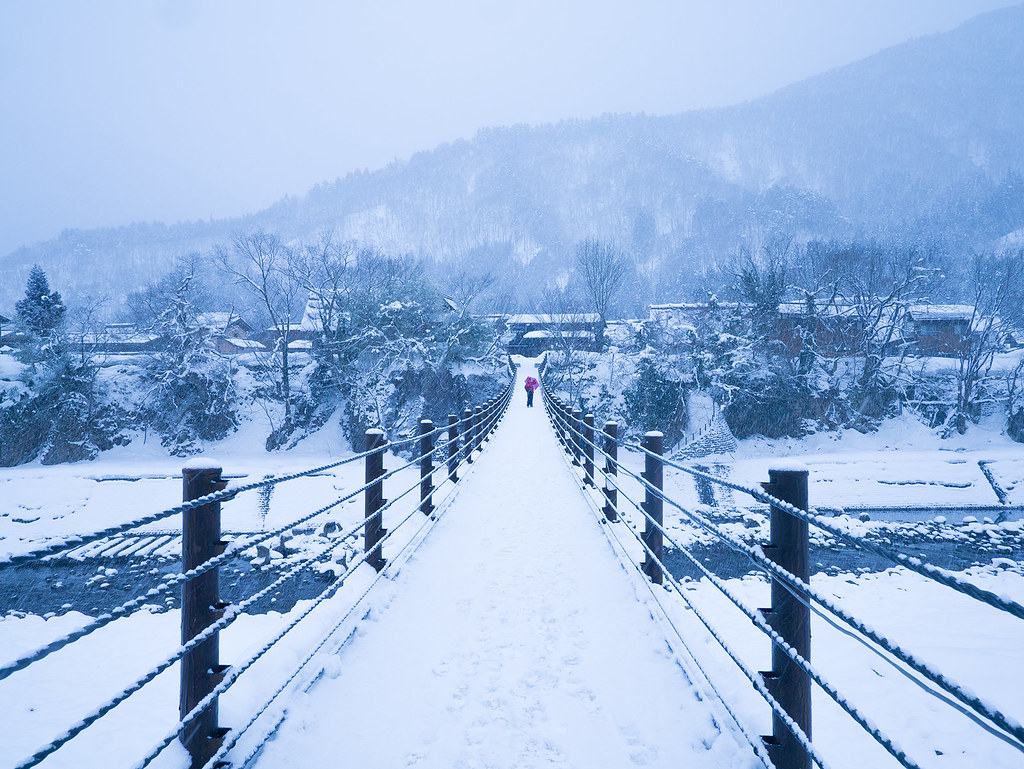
left=0, top=0, right=1018, bottom=256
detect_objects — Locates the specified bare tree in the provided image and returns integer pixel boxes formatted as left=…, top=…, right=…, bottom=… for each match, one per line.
left=445, top=268, right=496, bottom=317
left=217, top=230, right=305, bottom=425
left=809, top=244, right=933, bottom=417
left=947, top=252, right=1024, bottom=434
left=574, top=239, right=628, bottom=350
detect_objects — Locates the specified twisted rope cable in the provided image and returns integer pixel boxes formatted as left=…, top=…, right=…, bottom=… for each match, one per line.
left=134, top=410, right=496, bottom=769
left=556, top=413, right=1024, bottom=752
left=540, top=401, right=827, bottom=769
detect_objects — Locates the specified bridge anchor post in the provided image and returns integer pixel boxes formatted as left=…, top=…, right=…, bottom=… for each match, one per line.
left=180, top=462, right=231, bottom=768
left=583, top=414, right=596, bottom=486
left=364, top=430, right=388, bottom=572
left=602, top=421, right=618, bottom=521
left=462, top=408, right=474, bottom=464
left=571, top=408, right=583, bottom=465
left=759, top=468, right=811, bottom=769
left=447, top=414, right=459, bottom=483
left=419, top=419, right=435, bottom=515
left=640, top=431, right=664, bottom=584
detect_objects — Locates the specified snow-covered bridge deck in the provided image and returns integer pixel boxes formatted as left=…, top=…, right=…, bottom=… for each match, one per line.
left=252, top=364, right=758, bottom=768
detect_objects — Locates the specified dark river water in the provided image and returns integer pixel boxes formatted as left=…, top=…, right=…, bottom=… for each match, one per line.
left=1, top=523, right=1020, bottom=617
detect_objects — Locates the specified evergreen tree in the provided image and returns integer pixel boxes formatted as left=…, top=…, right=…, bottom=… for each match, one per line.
left=15, top=265, right=66, bottom=336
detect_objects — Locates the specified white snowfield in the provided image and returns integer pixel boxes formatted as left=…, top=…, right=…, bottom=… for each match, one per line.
left=254, top=363, right=759, bottom=769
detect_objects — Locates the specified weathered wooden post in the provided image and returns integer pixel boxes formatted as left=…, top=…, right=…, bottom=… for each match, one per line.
left=364, top=429, right=387, bottom=572
left=180, top=461, right=230, bottom=768
left=571, top=407, right=583, bottom=465
left=640, top=431, right=664, bottom=585
left=602, top=421, right=618, bottom=522
left=482, top=399, right=494, bottom=441
left=565, top=399, right=573, bottom=454
left=462, top=407, right=474, bottom=464
left=419, top=419, right=435, bottom=516
left=760, top=468, right=811, bottom=769
left=583, top=413, right=596, bottom=486
left=473, top=405, right=484, bottom=453
left=447, top=414, right=459, bottom=483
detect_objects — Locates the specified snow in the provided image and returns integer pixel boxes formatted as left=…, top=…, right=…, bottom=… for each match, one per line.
left=1, top=363, right=1022, bottom=768
left=252, top=361, right=758, bottom=768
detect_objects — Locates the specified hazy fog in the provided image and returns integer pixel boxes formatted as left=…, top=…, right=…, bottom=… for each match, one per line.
left=0, top=0, right=1017, bottom=256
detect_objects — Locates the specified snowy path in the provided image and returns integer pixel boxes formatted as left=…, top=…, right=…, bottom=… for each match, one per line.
left=253, top=363, right=757, bottom=769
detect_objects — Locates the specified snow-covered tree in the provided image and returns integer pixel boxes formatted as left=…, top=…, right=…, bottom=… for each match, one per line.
left=136, top=262, right=238, bottom=454
left=15, top=265, right=66, bottom=337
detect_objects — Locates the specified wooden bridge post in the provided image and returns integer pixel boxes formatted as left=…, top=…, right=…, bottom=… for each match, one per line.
left=482, top=399, right=494, bottom=441
left=640, top=431, right=664, bottom=585
left=462, top=408, right=474, bottom=464
left=447, top=414, right=459, bottom=483
left=571, top=408, right=583, bottom=466
left=180, top=462, right=230, bottom=768
left=419, top=419, right=435, bottom=516
left=364, top=429, right=388, bottom=572
left=759, top=468, right=811, bottom=769
left=583, top=413, right=596, bottom=486
left=602, top=421, right=618, bottom=522
left=559, top=400, right=572, bottom=454
left=473, top=406, right=484, bottom=454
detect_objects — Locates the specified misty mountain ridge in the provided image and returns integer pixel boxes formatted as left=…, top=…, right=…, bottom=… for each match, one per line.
left=4, top=3, right=1024, bottom=313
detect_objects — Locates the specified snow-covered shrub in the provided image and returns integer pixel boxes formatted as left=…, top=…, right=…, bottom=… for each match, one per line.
left=133, top=267, right=239, bottom=455
left=0, top=348, right=128, bottom=466
left=297, top=254, right=505, bottom=448
left=622, top=357, right=689, bottom=444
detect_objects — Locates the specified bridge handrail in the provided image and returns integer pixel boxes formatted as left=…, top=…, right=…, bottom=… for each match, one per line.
left=541, top=393, right=925, bottom=769
left=0, top=418, right=477, bottom=681
left=629, top=442, right=1024, bottom=622
left=540, top=378, right=1024, bottom=767
left=0, top=404, right=498, bottom=568
left=9, top=366, right=518, bottom=769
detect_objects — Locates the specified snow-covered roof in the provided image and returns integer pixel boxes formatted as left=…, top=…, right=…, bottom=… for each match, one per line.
left=776, top=301, right=859, bottom=318
left=223, top=338, right=266, bottom=349
left=906, top=304, right=976, bottom=321
left=524, top=329, right=594, bottom=339
left=649, top=302, right=740, bottom=312
left=288, top=339, right=313, bottom=350
left=196, top=312, right=253, bottom=332
left=508, top=314, right=600, bottom=325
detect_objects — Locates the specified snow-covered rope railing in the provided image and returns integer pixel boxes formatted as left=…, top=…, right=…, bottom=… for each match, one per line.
left=10, top=368, right=517, bottom=769
left=541, top=391, right=824, bottom=769
left=6, top=424, right=477, bottom=683
left=608, top=472, right=929, bottom=769
left=539, top=374, right=1024, bottom=769
left=146, top=378, right=516, bottom=768
left=184, top=456, right=476, bottom=769
left=131, top=464, right=464, bottom=769
left=0, top=407, right=487, bottom=568
left=543, top=397, right=926, bottom=767
left=545, top=401, right=1024, bottom=751
left=629, top=445, right=1024, bottom=623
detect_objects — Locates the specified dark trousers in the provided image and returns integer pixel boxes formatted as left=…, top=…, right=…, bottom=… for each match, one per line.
left=526, top=389, right=534, bottom=407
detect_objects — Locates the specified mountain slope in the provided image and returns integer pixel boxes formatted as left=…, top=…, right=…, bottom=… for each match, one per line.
left=4, top=4, right=1023, bottom=312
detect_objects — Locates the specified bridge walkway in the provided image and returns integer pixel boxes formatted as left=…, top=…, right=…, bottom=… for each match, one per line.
left=252, top=362, right=759, bottom=769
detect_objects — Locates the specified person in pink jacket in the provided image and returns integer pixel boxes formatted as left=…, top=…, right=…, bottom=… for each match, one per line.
left=524, top=376, right=539, bottom=407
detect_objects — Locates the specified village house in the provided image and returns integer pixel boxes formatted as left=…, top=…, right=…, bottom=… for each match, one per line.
left=902, top=304, right=977, bottom=356
left=506, top=313, right=602, bottom=356
left=649, top=301, right=988, bottom=358
left=195, top=312, right=264, bottom=354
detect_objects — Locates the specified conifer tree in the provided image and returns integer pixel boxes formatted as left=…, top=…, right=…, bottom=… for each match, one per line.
left=15, top=265, right=66, bottom=336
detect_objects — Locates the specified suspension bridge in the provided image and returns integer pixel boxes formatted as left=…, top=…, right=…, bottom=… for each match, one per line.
left=1, top=358, right=1023, bottom=769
